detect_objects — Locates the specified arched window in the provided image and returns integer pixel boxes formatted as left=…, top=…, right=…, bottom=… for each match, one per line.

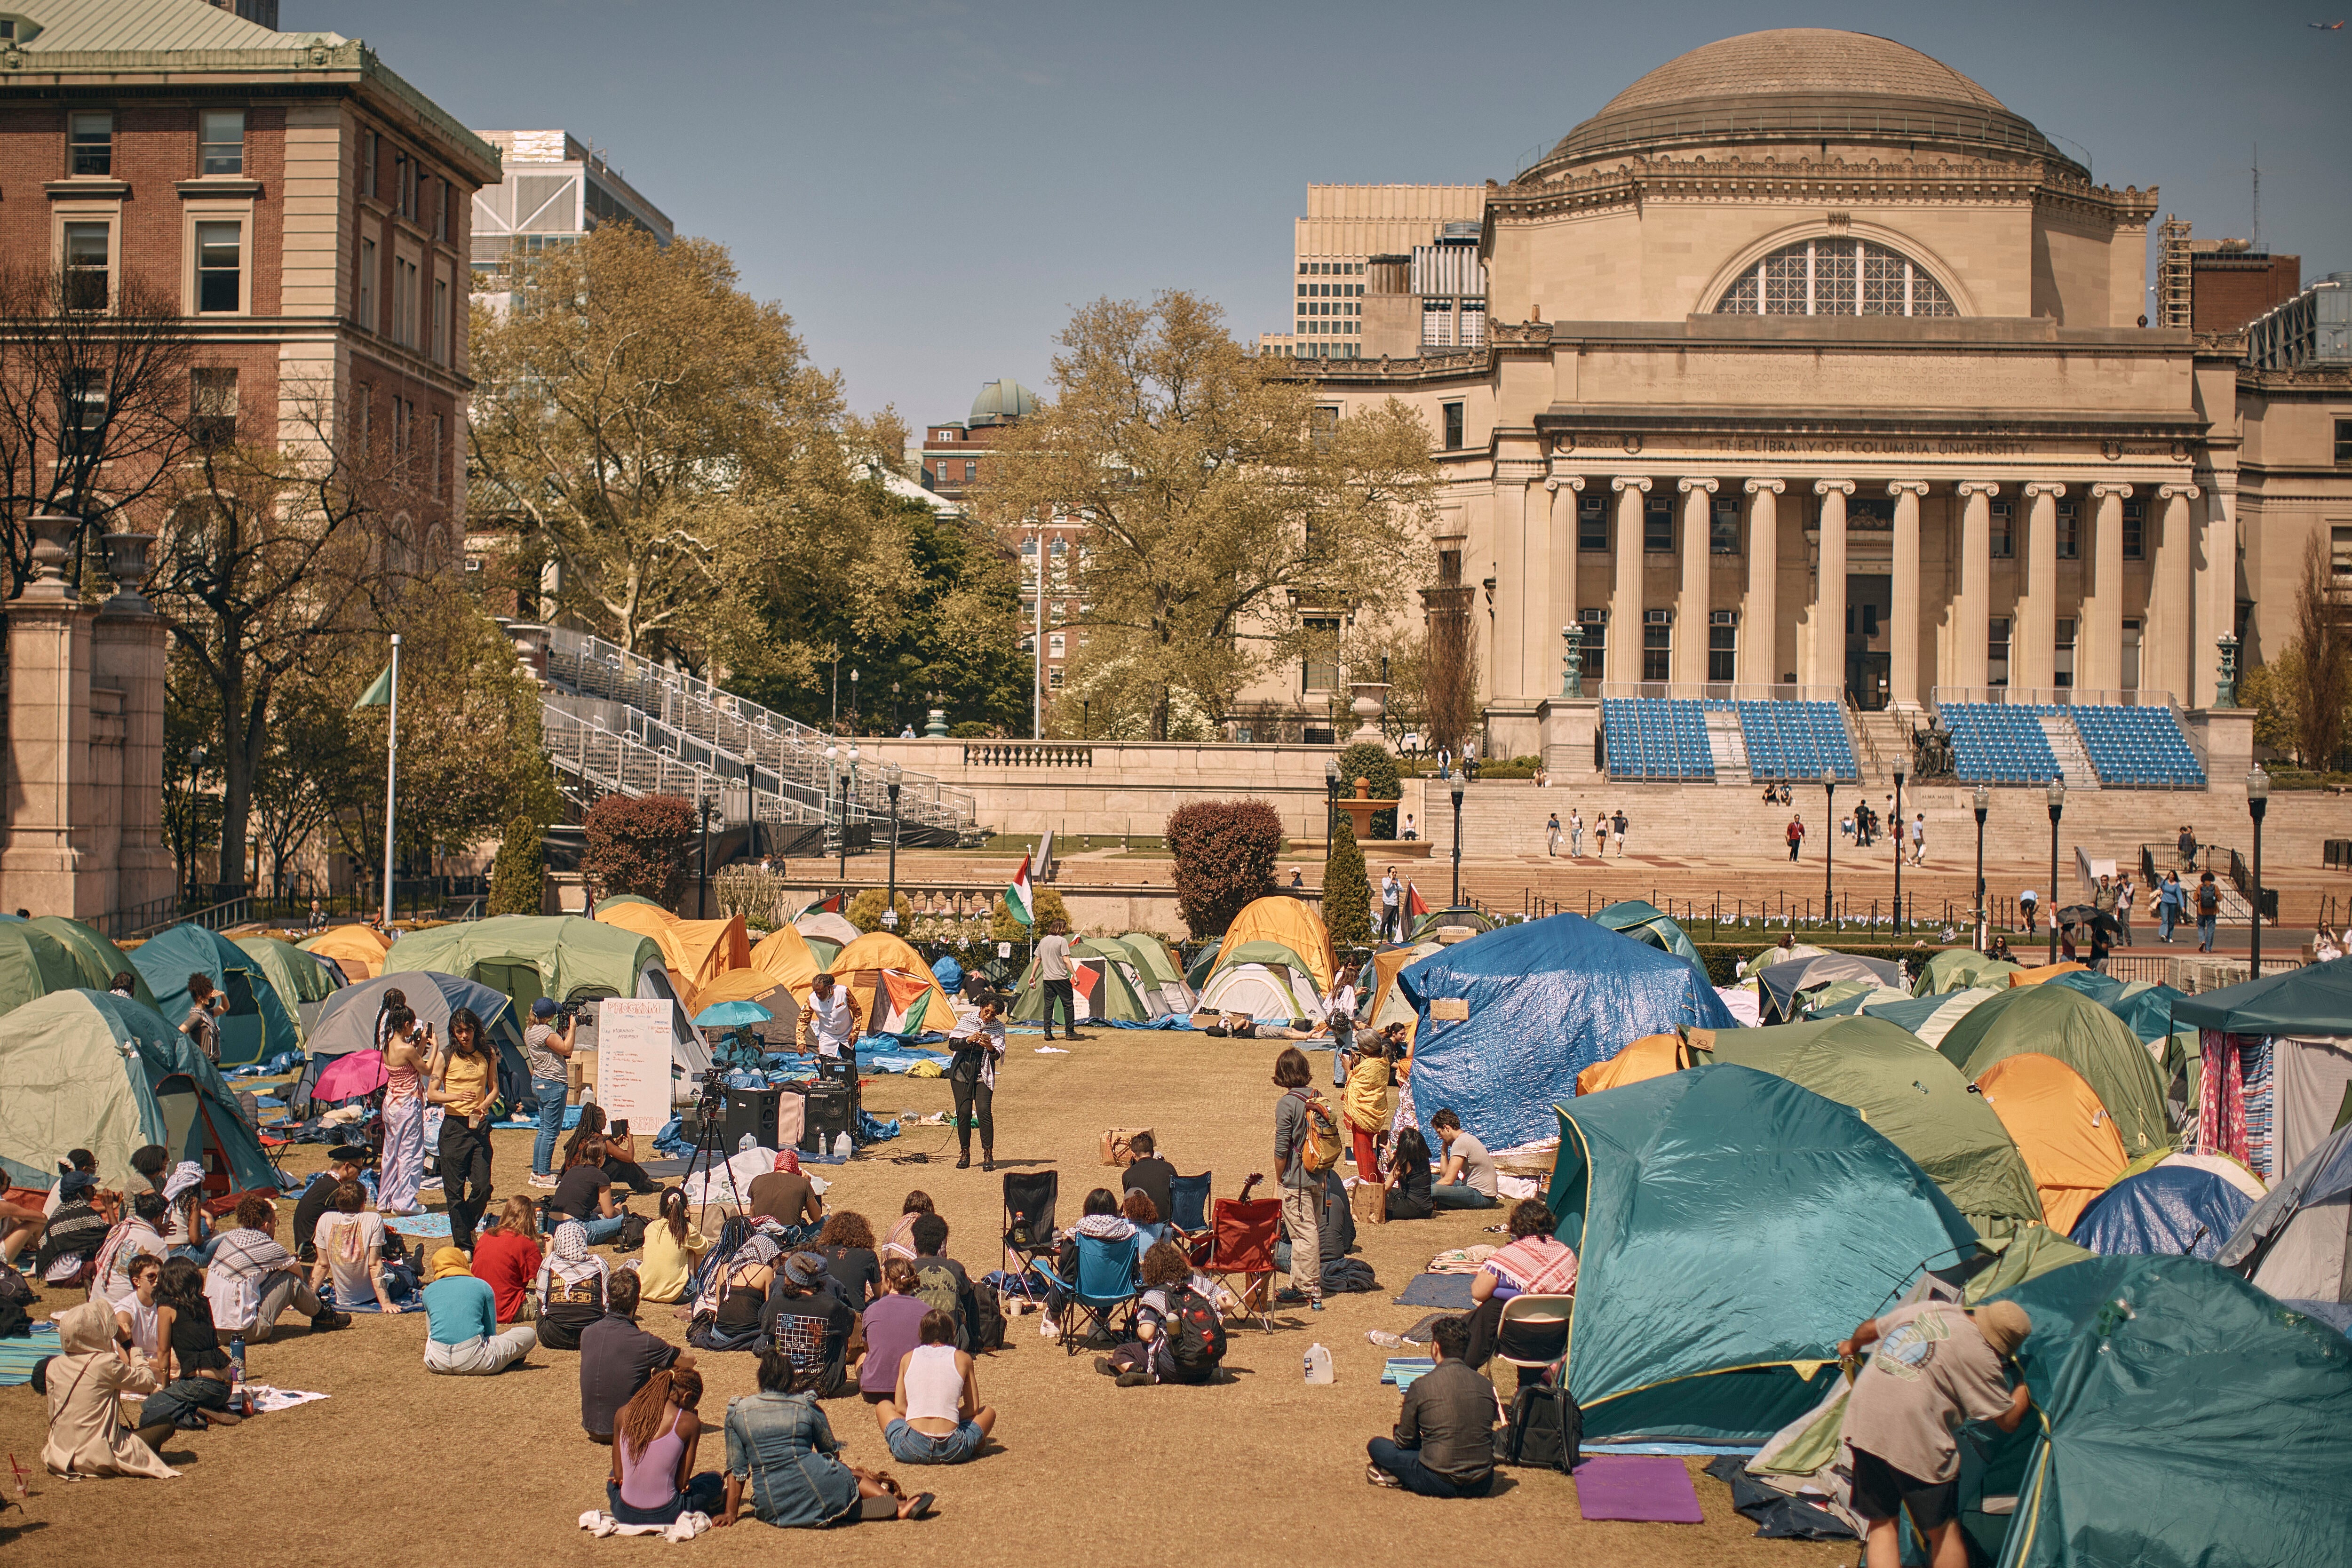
left=1714, top=238, right=1956, bottom=318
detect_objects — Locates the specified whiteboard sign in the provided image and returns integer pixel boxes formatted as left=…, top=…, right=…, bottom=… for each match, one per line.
left=597, top=998, right=673, bottom=1128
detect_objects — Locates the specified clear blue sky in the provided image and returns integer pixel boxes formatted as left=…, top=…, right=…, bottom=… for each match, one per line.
left=295, top=0, right=2352, bottom=427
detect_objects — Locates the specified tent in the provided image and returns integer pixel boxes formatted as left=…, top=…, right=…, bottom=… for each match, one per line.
left=2044, top=969, right=2187, bottom=1045
left=1079, top=939, right=1167, bottom=1019
left=298, top=924, right=392, bottom=982
left=1975, top=1052, right=2131, bottom=1233
left=2007, top=960, right=2090, bottom=987
left=1798, top=979, right=1913, bottom=1018
left=1400, top=914, right=1737, bottom=1153
left=1549, top=1065, right=1979, bottom=1444
left=233, top=935, right=346, bottom=1043
left=1740, top=941, right=1826, bottom=979
left=795, top=911, right=860, bottom=947
left=830, top=931, right=957, bottom=1037
left=0, top=989, right=277, bottom=1196
left=1574, top=1032, right=1699, bottom=1096
left=1209, top=896, right=1336, bottom=992
left=2175, top=956, right=2352, bottom=1185
left=662, top=916, right=753, bottom=1002
left=592, top=897, right=677, bottom=947
left=292, top=972, right=527, bottom=1119
left=129, top=923, right=302, bottom=1069
left=1409, top=905, right=1496, bottom=943
left=1754, top=951, right=1903, bottom=1024
left=1700, top=1016, right=2044, bottom=1234
left=1591, top=899, right=1703, bottom=968
left=1012, top=947, right=1153, bottom=1025
left=2069, top=1163, right=2254, bottom=1260
left=1860, top=986, right=2002, bottom=1049
left=1937, top=983, right=2171, bottom=1160
left=748, top=925, right=821, bottom=1001
left=0, top=919, right=90, bottom=1019
left=690, top=968, right=801, bottom=1046
left=1363, top=940, right=1442, bottom=1045
left=27, top=916, right=158, bottom=1010
left=2217, top=1119, right=2352, bottom=1324
left=1915, top=947, right=2020, bottom=995
left=1198, top=939, right=1327, bottom=1021
left=1114, top=931, right=1196, bottom=1014
left=2112, top=1148, right=2266, bottom=1202
left=930, top=954, right=964, bottom=994
left=1986, top=1254, right=2352, bottom=1568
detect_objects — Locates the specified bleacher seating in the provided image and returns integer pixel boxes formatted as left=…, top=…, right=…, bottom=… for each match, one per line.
left=1601, top=698, right=1716, bottom=780
left=2071, top=706, right=2207, bottom=788
left=1941, top=703, right=2061, bottom=784
left=1734, top=700, right=1858, bottom=782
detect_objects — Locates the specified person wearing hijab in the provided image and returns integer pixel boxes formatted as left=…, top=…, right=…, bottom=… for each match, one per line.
left=534, top=1221, right=611, bottom=1352
left=40, top=1298, right=177, bottom=1480
left=160, top=1161, right=219, bottom=1265
left=422, top=1245, right=536, bottom=1375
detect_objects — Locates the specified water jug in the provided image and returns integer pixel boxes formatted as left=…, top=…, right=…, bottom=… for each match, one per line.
left=1303, top=1342, right=1335, bottom=1384
left=833, top=1131, right=852, bottom=1158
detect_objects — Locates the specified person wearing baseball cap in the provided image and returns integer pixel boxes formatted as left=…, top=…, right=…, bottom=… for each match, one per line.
left=524, top=995, right=580, bottom=1191
left=1837, top=1299, right=2034, bottom=1568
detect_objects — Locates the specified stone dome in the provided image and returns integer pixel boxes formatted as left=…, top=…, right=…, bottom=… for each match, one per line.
left=968, top=379, right=1037, bottom=427
left=1538, top=29, right=2080, bottom=177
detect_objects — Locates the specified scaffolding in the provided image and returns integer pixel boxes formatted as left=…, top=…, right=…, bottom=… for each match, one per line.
left=2157, top=215, right=2193, bottom=330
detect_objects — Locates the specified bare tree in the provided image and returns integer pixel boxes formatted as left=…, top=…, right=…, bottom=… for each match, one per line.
left=2288, top=532, right=2352, bottom=771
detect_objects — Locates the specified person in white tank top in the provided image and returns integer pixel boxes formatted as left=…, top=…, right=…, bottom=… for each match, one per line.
left=874, top=1307, right=996, bottom=1465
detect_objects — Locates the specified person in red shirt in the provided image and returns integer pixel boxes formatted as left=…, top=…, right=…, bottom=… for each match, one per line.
left=471, top=1195, right=544, bottom=1323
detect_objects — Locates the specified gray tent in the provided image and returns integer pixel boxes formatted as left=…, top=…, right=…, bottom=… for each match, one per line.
left=2218, top=1119, right=2352, bottom=1334
left=290, top=972, right=528, bottom=1119
left=1756, top=951, right=1904, bottom=1024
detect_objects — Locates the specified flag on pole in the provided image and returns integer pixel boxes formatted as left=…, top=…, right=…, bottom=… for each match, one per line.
left=1406, top=883, right=1430, bottom=919
left=354, top=664, right=394, bottom=708
left=1005, top=852, right=1035, bottom=926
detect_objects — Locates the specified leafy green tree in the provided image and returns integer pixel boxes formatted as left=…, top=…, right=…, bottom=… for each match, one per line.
left=1322, top=822, right=1373, bottom=947
left=991, top=886, right=1070, bottom=942
left=487, top=812, right=548, bottom=916
left=847, top=889, right=915, bottom=934
left=582, top=794, right=695, bottom=905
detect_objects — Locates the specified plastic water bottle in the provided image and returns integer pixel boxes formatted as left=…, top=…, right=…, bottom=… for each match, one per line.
left=1303, top=1342, right=1335, bottom=1384
left=228, top=1336, right=247, bottom=1413
left=831, top=1131, right=852, bottom=1159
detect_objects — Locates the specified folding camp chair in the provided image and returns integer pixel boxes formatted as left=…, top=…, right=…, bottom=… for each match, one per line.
left=1029, top=1231, right=1139, bottom=1355
left=1167, top=1171, right=1212, bottom=1235
left=1493, top=1293, right=1574, bottom=1383
left=1001, top=1170, right=1059, bottom=1273
left=1199, top=1195, right=1282, bottom=1333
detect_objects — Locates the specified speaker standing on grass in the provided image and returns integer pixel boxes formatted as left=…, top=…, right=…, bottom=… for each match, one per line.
left=945, top=994, right=1006, bottom=1172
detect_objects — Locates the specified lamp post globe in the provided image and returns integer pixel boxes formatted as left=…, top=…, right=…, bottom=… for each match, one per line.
left=1971, top=784, right=1991, bottom=952
left=2045, top=777, right=2066, bottom=963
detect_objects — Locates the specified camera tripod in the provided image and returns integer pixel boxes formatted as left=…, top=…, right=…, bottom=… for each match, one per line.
left=682, top=1067, right=752, bottom=1231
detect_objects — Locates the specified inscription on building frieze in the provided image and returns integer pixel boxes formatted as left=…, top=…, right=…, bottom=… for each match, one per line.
left=1708, top=437, right=2032, bottom=457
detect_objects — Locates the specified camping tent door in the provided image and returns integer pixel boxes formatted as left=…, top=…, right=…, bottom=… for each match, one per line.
left=152, top=1073, right=230, bottom=1195
left=475, top=960, right=548, bottom=1018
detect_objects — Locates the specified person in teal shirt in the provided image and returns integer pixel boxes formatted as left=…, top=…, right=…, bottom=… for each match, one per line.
left=421, top=1247, right=536, bottom=1375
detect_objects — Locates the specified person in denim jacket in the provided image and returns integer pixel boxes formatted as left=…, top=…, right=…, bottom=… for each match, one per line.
left=715, top=1346, right=935, bottom=1528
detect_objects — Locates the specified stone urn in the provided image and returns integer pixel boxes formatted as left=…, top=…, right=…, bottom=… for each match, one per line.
left=21, top=513, right=80, bottom=597
left=924, top=708, right=950, bottom=738
left=1348, top=681, right=1389, bottom=745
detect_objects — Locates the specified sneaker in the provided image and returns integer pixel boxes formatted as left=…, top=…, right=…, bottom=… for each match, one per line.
left=1366, top=1463, right=1402, bottom=1488
left=310, top=1311, right=352, bottom=1332
left=1115, top=1370, right=1153, bottom=1388
left=1365, top=1329, right=1406, bottom=1349
left=527, top=1173, right=558, bottom=1189
left=1093, top=1356, right=1118, bottom=1377
left=1309, top=1298, right=1325, bottom=1312
left=1274, top=1288, right=1307, bottom=1305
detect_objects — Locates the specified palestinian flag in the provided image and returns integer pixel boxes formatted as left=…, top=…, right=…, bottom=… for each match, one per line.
left=1005, top=852, right=1034, bottom=927
left=875, top=970, right=940, bottom=1035
left=797, top=890, right=845, bottom=918
left=1071, top=961, right=1102, bottom=1021
left=1406, top=883, right=1430, bottom=919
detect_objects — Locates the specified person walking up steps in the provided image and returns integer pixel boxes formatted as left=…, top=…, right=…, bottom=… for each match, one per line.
left=1546, top=812, right=1562, bottom=857
left=1787, top=814, right=1805, bottom=861
left=1036, top=920, right=1084, bottom=1042
left=1568, top=808, right=1583, bottom=858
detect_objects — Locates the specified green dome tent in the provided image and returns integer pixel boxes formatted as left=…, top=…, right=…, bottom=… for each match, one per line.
left=1937, top=984, right=2171, bottom=1159
left=2045, top=968, right=2189, bottom=1045
left=0, top=989, right=277, bottom=1195
left=1114, top=931, right=1196, bottom=1014
left=129, top=923, right=302, bottom=1069
left=1701, top=1016, right=2045, bottom=1234
left=1917, top=947, right=2021, bottom=995
left=1197, top=939, right=1325, bottom=1020
left=0, top=919, right=87, bottom=1020
left=27, top=916, right=158, bottom=1011
left=1549, top=1065, right=1979, bottom=1444
left=1592, top=899, right=1705, bottom=970
left=1010, top=940, right=1154, bottom=1025
left=233, top=935, right=346, bottom=1043
left=1861, top=986, right=2002, bottom=1049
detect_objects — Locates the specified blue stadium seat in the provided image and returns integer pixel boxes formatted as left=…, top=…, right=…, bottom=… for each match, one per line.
left=1600, top=698, right=1716, bottom=781
left=1735, top=700, right=1857, bottom=782
left=1940, top=704, right=2060, bottom=784
left=2070, top=706, right=2207, bottom=788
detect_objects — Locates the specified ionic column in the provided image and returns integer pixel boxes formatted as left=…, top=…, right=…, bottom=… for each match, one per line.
left=1609, top=477, right=1649, bottom=685
left=1743, top=479, right=1783, bottom=685
left=2017, top=481, right=2066, bottom=691
left=1954, top=482, right=1998, bottom=690
left=1676, top=478, right=1716, bottom=686
left=2153, top=483, right=2199, bottom=702
left=1812, top=480, right=1854, bottom=692
left=1543, top=474, right=1581, bottom=690
left=1888, top=481, right=1929, bottom=710
left=2197, top=486, right=2236, bottom=708
left=1494, top=471, right=1532, bottom=700
left=2084, top=483, right=2131, bottom=693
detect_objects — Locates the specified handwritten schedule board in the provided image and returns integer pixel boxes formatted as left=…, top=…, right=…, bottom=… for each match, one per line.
left=596, top=998, right=673, bottom=1130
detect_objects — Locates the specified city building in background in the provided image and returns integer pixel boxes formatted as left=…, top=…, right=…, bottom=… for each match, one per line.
left=467, top=129, right=673, bottom=314
left=1266, top=184, right=1483, bottom=360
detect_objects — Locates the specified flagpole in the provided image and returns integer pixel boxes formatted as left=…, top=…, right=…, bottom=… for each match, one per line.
left=381, top=633, right=401, bottom=930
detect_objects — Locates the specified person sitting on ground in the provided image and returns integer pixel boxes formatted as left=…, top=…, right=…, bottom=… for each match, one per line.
left=710, top=1235, right=783, bottom=1337
left=546, top=1136, right=629, bottom=1246
left=158, top=1160, right=217, bottom=1266
left=1120, top=1190, right=1167, bottom=1255
left=857, top=1259, right=929, bottom=1402
left=714, top=1345, right=936, bottom=1528
left=1344, top=1035, right=1392, bottom=1179
left=42, top=1148, right=99, bottom=1217
left=1429, top=1109, right=1499, bottom=1210
left=206, top=1193, right=349, bottom=1343
left=1383, top=1127, right=1436, bottom=1221
left=878, top=1307, right=995, bottom=1462
left=568, top=1103, right=660, bottom=1196
left=1365, top=1314, right=1496, bottom=1497
left=109, top=971, right=141, bottom=1001
left=763, top=1250, right=860, bottom=1398
left=42, top=1297, right=176, bottom=1480
left=581, top=1269, right=691, bottom=1444
left=1096, top=1239, right=1221, bottom=1388
left=636, top=1188, right=707, bottom=1305
left=93, top=1191, right=171, bottom=1309
left=1836, top=1301, right=2034, bottom=1568
left=1987, top=935, right=2013, bottom=963
left=139, top=1257, right=239, bottom=1437
left=125, top=1144, right=170, bottom=1200
left=748, top=1150, right=824, bottom=1231
left=607, top=1365, right=726, bottom=1525
left=291, top=1145, right=368, bottom=1263
left=1120, top=1132, right=1176, bottom=1230
left=816, top=1210, right=881, bottom=1310
left=421, top=1246, right=537, bottom=1375
left=535, top=1220, right=612, bottom=1352
left=308, top=1179, right=396, bottom=1313
left=908, top=1213, right=981, bottom=1348
left=35, top=1170, right=114, bottom=1285
left=115, top=1252, right=166, bottom=1359
left=472, top=1196, right=544, bottom=1322
left=1466, top=1198, right=1577, bottom=1379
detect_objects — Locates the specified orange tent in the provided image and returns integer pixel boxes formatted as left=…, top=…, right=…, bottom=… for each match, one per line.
left=298, top=924, right=392, bottom=982
left=665, top=915, right=751, bottom=996
left=2008, top=961, right=2090, bottom=987
left=1208, top=896, right=1337, bottom=994
left=595, top=899, right=677, bottom=944
left=749, top=925, right=822, bottom=1001
left=1576, top=1032, right=1700, bottom=1097
left=1974, top=1051, right=2129, bottom=1232
left=831, top=930, right=956, bottom=1038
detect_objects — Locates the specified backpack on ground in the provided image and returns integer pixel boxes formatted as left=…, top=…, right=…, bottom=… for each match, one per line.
left=1163, top=1284, right=1226, bottom=1382
left=966, top=1276, right=1005, bottom=1353
left=1296, top=1093, right=1343, bottom=1176
left=1494, top=1382, right=1581, bottom=1472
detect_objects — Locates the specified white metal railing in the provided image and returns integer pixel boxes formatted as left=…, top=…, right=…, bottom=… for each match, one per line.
left=1591, top=682, right=1847, bottom=704
left=539, top=701, right=825, bottom=827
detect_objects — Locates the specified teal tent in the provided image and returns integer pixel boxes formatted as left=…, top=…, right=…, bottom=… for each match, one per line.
left=234, top=935, right=346, bottom=1043
left=1550, top=1065, right=1979, bottom=1443
left=129, top=923, right=301, bottom=1069
left=2047, top=969, right=2188, bottom=1045
left=1592, top=899, right=1705, bottom=970
left=1986, top=1254, right=2352, bottom=1568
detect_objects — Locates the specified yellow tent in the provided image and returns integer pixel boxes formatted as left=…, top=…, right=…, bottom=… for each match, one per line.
left=831, top=930, right=957, bottom=1037
left=595, top=900, right=677, bottom=944
left=665, top=915, right=751, bottom=997
left=298, top=925, right=392, bottom=982
left=1365, top=941, right=1441, bottom=1045
left=749, top=925, right=822, bottom=1001
left=1575, top=1032, right=1701, bottom=1097
left=2008, top=961, right=2090, bottom=987
left=1975, top=1051, right=2130, bottom=1233
left=1209, top=896, right=1337, bottom=994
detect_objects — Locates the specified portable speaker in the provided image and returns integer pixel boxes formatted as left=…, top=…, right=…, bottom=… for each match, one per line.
left=718, top=1086, right=780, bottom=1152
left=800, top=1084, right=855, bottom=1150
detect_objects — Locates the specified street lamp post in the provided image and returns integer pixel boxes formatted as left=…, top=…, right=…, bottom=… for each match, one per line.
left=1972, top=784, right=1991, bottom=952
left=840, top=743, right=860, bottom=881
left=891, top=681, right=901, bottom=735
left=1821, top=766, right=1838, bottom=927
left=2045, top=777, right=2066, bottom=963
left=883, top=764, right=903, bottom=931
left=1324, top=756, right=1342, bottom=855
left=1891, top=763, right=1906, bottom=936
left=1449, top=780, right=1466, bottom=907
left=848, top=668, right=859, bottom=733
left=696, top=791, right=715, bottom=919
left=2247, top=767, right=2270, bottom=972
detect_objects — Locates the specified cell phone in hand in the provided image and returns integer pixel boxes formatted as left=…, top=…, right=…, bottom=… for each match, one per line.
left=610, top=1120, right=629, bottom=1137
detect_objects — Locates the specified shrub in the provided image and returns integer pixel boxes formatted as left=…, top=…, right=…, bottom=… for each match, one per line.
left=1335, top=741, right=1402, bottom=840
left=990, top=885, right=1070, bottom=941
left=486, top=812, right=548, bottom=916
left=951, top=720, right=993, bottom=739
left=581, top=793, right=695, bottom=905
left=847, top=888, right=915, bottom=935
left=1165, top=798, right=1283, bottom=940
left=1322, top=822, right=1373, bottom=947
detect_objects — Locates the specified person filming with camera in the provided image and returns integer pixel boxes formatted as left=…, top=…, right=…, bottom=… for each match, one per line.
left=525, top=997, right=579, bottom=1192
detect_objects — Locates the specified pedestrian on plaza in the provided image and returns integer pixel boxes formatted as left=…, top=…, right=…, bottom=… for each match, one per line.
left=2156, top=871, right=2184, bottom=943
left=1270, top=1048, right=1324, bottom=1312
left=1568, top=808, right=1583, bottom=858
left=2114, top=875, right=2136, bottom=946
left=1380, top=868, right=1401, bottom=942
left=1593, top=812, right=1609, bottom=858
left=2018, top=888, right=2038, bottom=936
left=307, top=899, right=326, bottom=932
left=944, top=994, right=1005, bottom=1172
left=1035, top=920, right=1084, bottom=1042
left=2314, top=922, right=2344, bottom=963
left=799, top=971, right=858, bottom=1060
left=1786, top=815, right=1805, bottom=862
left=2195, top=872, right=2221, bottom=953
left=524, top=997, right=578, bottom=1192
left=2177, top=825, right=2198, bottom=869
left=1909, top=812, right=1926, bottom=867
left=1546, top=812, right=1562, bottom=857
left=1462, top=741, right=1479, bottom=782
left=1611, top=808, right=1628, bottom=856
left=1436, top=746, right=1453, bottom=780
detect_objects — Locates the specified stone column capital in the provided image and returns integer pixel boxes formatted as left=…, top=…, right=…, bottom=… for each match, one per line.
left=1677, top=477, right=1719, bottom=495
left=1955, top=481, right=2002, bottom=499
left=1610, top=476, right=1651, bottom=494
left=2022, top=481, right=2067, bottom=499
left=1743, top=477, right=1785, bottom=495
left=1813, top=479, right=1856, bottom=497
left=2090, top=482, right=2135, bottom=500
left=1544, top=474, right=1585, bottom=493
left=2157, top=483, right=2201, bottom=501
left=1885, top=480, right=1931, bottom=499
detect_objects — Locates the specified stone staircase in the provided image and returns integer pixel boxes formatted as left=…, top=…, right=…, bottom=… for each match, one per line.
left=1704, top=708, right=1748, bottom=776
left=2039, top=715, right=2101, bottom=791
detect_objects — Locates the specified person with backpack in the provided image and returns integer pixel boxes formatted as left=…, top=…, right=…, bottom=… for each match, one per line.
left=1096, top=1240, right=1224, bottom=1387
left=2195, top=871, right=2222, bottom=953
left=908, top=1213, right=993, bottom=1351
left=1365, top=1315, right=1496, bottom=1496
left=1273, top=1047, right=1335, bottom=1311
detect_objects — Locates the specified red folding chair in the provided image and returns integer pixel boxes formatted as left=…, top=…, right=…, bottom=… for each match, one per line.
left=1198, top=1194, right=1281, bottom=1333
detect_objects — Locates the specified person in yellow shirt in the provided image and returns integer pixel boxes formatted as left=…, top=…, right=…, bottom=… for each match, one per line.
left=637, top=1189, right=708, bottom=1304
left=1343, top=1035, right=1393, bottom=1178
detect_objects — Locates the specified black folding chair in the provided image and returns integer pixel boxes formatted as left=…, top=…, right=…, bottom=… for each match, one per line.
left=1002, top=1169, right=1059, bottom=1273
left=1168, top=1171, right=1212, bottom=1234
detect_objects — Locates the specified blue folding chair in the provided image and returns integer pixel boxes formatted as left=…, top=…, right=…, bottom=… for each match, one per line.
left=1029, top=1230, right=1140, bottom=1354
left=1168, top=1171, right=1212, bottom=1234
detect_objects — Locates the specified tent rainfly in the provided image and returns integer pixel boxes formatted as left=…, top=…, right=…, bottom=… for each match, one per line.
left=27, top=916, right=159, bottom=1011
left=233, top=936, right=347, bottom=1043
left=1937, top=984, right=2172, bottom=1160
left=293, top=972, right=528, bottom=1119
left=130, top=923, right=302, bottom=1069
left=298, top=924, right=392, bottom=982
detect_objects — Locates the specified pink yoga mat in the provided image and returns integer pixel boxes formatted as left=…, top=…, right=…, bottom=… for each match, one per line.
left=1573, top=1454, right=1705, bottom=1523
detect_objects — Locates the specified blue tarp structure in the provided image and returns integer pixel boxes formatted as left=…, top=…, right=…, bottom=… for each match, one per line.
left=2069, top=1164, right=2253, bottom=1261
left=930, top=954, right=963, bottom=993
left=1398, top=914, right=1736, bottom=1152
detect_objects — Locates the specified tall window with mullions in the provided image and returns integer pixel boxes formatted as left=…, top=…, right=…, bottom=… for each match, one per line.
left=1642, top=610, right=1671, bottom=682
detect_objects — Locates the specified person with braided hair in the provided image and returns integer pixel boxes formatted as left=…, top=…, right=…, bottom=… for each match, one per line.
left=606, top=1366, right=725, bottom=1525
